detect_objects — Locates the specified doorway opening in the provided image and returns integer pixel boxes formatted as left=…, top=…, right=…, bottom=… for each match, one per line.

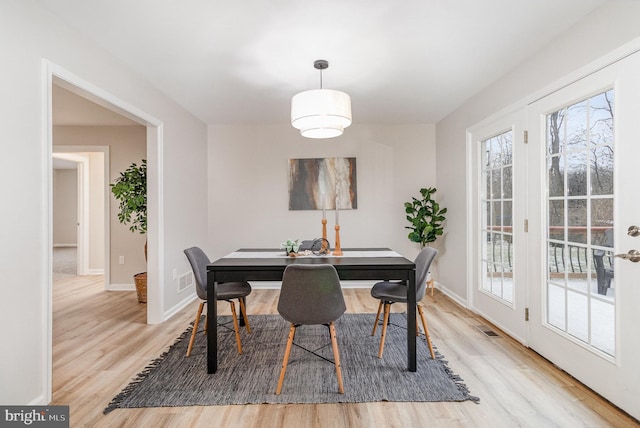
left=44, top=60, right=164, bottom=403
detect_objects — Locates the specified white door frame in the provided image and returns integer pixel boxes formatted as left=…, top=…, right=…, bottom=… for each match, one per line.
left=43, top=60, right=165, bottom=403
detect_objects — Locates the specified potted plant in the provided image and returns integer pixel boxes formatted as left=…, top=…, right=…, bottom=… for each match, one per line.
left=280, top=239, right=300, bottom=256
left=111, top=159, right=147, bottom=303
left=404, top=187, right=447, bottom=248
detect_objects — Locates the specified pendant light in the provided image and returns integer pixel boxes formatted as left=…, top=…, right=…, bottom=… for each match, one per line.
left=291, top=60, right=352, bottom=139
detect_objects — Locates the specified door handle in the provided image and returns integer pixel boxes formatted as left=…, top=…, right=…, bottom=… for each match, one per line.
left=614, top=250, right=640, bottom=263
left=628, top=226, right=640, bottom=237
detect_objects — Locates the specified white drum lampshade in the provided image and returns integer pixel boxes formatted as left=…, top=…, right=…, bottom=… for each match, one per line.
left=290, top=60, right=352, bottom=139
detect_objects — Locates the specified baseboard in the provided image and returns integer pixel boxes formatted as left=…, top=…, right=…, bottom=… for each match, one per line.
left=28, top=393, right=49, bottom=406
left=470, top=306, right=527, bottom=345
left=52, top=244, right=77, bottom=248
left=435, top=282, right=468, bottom=307
left=86, top=268, right=104, bottom=275
left=107, top=283, right=135, bottom=291
left=163, top=292, right=198, bottom=321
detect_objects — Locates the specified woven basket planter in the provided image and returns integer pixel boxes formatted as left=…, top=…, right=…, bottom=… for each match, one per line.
left=134, top=272, right=147, bottom=303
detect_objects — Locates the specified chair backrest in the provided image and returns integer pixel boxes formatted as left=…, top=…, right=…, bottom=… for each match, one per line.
left=184, top=246, right=210, bottom=301
left=277, top=264, right=346, bottom=325
left=415, top=247, right=438, bottom=301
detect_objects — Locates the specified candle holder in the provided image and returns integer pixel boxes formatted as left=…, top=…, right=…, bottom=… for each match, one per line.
left=332, top=224, right=343, bottom=256
left=321, top=218, right=327, bottom=241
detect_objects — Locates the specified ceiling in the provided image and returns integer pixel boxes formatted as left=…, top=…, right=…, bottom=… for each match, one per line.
left=40, top=0, right=606, bottom=126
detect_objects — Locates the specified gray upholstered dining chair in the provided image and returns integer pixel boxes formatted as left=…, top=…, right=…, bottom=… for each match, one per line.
left=183, top=246, right=252, bottom=357
left=371, top=246, right=438, bottom=359
left=275, top=264, right=346, bottom=395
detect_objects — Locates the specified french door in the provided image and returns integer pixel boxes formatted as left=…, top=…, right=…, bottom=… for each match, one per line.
left=468, top=112, right=528, bottom=343
left=527, top=50, right=640, bottom=418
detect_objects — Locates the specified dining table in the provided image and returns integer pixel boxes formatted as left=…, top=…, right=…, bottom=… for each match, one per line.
left=206, top=248, right=417, bottom=374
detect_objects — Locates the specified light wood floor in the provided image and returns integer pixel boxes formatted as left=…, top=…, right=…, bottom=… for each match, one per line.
left=52, top=275, right=639, bottom=428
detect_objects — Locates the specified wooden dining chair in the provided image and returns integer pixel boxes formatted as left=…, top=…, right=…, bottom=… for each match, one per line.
left=184, top=247, right=252, bottom=356
left=275, top=264, right=346, bottom=395
left=371, top=247, right=438, bottom=359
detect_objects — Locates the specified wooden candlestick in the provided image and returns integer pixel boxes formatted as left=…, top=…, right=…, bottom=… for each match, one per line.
left=332, top=225, right=343, bottom=256
left=322, top=218, right=327, bottom=241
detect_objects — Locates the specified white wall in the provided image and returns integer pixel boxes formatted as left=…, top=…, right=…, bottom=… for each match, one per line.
left=435, top=2, right=640, bottom=303
left=0, top=0, right=207, bottom=405
left=208, top=123, right=437, bottom=268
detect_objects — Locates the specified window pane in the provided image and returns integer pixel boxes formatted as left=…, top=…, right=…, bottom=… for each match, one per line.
left=549, top=200, right=564, bottom=240
left=591, top=199, right=613, bottom=246
left=591, top=145, right=614, bottom=195
left=493, top=201, right=502, bottom=229
left=548, top=155, right=565, bottom=197
left=503, top=166, right=513, bottom=198
left=492, top=169, right=502, bottom=199
left=566, top=150, right=587, bottom=197
left=590, top=90, right=614, bottom=147
left=503, top=201, right=513, bottom=228
left=548, top=283, right=566, bottom=330
left=548, top=243, right=566, bottom=278
left=547, top=110, right=565, bottom=154
left=501, top=132, right=513, bottom=166
left=567, top=291, right=588, bottom=342
left=565, top=101, right=588, bottom=149
left=591, top=299, right=615, bottom=356
left=488, top=136, right=501, bottom=168
left=567, top=199, right=587, bottom=244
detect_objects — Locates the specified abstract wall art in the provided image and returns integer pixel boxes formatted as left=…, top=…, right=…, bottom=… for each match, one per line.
left=288, top=157, right=357, bottom=210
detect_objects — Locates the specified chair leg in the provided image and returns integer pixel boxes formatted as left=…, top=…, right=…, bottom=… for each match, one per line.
left=329, top=322, right=344, bottom=394
left=427, top=278, right=435, bottom=297
left=229, top=301, right=243, bottom=354
left=186, top=302, right=204, bottom=357
left=372, top=300, right=383, bottom=336
left=378, top=302, right=391, bottom=358
left=239, top=298, right=251, bottom=334
left=276, top=324, right=296, bottom=395
left=417, top=304, right=435, bottom=359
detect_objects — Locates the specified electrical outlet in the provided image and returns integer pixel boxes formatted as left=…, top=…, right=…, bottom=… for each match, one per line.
left=119, top=256, right=125, bottom=265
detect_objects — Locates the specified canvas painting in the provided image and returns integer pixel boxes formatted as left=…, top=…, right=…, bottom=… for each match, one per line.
left=288, top=158, right=357, bottom=210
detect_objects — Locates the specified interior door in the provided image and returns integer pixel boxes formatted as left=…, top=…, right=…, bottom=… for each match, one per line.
left=468, top=112, right=528, bottom=343
left=527, top=50, right=640, bottom=419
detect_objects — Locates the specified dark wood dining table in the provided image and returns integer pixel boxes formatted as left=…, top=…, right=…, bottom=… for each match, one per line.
left=206, top=248, right=417, bottom=374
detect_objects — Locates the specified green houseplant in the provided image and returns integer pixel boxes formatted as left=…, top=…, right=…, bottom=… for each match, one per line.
left=111, top=159, right=147, bottom=303
left=404, top=187, right=447, bottom=247
left=280, top=239, right=300, bottom=256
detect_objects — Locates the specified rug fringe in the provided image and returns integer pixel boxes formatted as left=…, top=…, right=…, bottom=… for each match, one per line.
left=436, top=351, right=480, bottom=403
left=103, top=321, right=196, bottom=414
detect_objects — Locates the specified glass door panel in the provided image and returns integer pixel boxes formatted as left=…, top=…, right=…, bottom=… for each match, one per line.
left=545, top=89, right=615, bottom=355
left=468, top=110, right=527, bottom=343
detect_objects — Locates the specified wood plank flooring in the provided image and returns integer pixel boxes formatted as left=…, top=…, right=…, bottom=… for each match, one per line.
left=51, top=275, right=639, bottom=427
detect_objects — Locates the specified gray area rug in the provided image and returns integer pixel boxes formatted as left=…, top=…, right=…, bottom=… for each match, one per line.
left=104, top=313, right=478, bottom=413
